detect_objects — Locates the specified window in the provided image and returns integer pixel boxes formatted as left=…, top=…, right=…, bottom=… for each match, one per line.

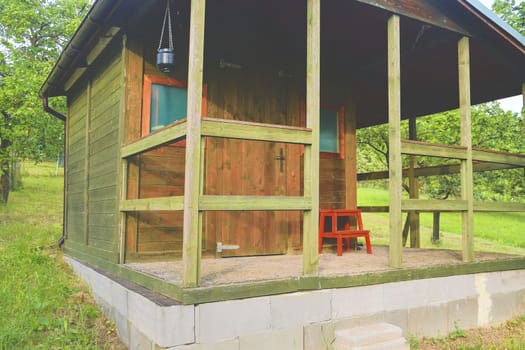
left=320, top=106, right=344, bottom=159
left=142, top=75, right=188, bottom=136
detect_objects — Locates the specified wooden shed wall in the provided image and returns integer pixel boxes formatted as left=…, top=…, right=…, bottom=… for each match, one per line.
left=65, top=42, right=123, bottom=262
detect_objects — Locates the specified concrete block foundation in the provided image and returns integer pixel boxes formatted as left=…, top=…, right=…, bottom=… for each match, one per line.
left=66, top=258, right=525, bottom=350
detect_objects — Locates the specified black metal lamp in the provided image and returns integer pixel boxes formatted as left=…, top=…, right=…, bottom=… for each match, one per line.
left=157, top=0, right=175, bottom=73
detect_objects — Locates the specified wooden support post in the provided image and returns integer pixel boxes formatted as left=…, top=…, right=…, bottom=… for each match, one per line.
left=182, top=0, right=206, bottom=288
left=408, top=118, right=420, bottom=248
left=522, top=82, right=525, bottom=120
left=345, top=98, right=358, bottom=209
left=120, top=35, right=143, bottom=262
left=458, top=37, right=474, bottom=262
left=388, top=15, right=402, bottom=268
left=303, top=0, right=320, bottom=276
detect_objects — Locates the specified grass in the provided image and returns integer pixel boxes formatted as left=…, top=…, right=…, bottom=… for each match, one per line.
left=0, top=162, right=124, bottom=349
left=358, top=186, right=525, bottom=254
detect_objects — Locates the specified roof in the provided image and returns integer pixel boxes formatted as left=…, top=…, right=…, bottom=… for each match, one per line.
left=40, top=0, right=525, bottom=121
left=465, top=0, right=525, bottom=47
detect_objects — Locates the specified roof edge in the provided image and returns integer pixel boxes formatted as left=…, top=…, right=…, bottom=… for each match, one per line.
left=39, top=0, right=123, bottom=97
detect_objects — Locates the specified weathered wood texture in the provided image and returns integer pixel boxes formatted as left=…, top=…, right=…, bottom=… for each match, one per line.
left=388, top=15, right=402, bottom=268
left=459, top=36, right=474, bottom=263
left=65, top=43, right=123, bottom=260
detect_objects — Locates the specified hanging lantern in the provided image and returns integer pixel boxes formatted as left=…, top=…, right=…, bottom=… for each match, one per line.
left=157, top=0, right=175, bottom=73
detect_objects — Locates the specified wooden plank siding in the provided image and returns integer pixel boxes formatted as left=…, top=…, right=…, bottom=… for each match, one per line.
left=66, top=86, right=88, bottom=244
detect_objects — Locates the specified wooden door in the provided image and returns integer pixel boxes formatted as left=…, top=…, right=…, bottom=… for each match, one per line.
left=205, top=69, right=301, bottom=256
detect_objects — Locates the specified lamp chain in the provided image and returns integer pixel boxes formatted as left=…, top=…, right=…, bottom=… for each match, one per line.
left=158, top=0, right=174, bottom=51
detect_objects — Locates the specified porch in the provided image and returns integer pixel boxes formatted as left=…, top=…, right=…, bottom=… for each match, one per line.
left=121, top=245, right=525, bottom=304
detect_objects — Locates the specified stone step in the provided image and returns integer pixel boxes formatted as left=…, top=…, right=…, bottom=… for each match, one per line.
left=334, top=322, right=408, bottom=350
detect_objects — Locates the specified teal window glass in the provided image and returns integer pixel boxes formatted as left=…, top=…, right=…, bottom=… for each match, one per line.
left=320, top=108, right=339, bottom=153
left=150, top=84, right=187, bottom=132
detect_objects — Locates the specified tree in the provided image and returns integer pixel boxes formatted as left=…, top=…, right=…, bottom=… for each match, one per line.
left=492, top=0, right=525, bottom=35
left=0, top=0, right=90, bottom=204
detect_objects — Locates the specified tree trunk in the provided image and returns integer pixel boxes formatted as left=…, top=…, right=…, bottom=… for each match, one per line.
left=0, top=160, right=9, bottom=205
left=9, top=158, right=23, bottom=191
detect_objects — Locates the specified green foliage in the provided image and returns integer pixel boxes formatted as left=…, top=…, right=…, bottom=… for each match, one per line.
left=0, top=0, right=90, bottom=172
left=492, top=0, right=525, bottom=35
left=357, top=103, right=525, bottom=202
left=0, top=162, right=121, bottom=349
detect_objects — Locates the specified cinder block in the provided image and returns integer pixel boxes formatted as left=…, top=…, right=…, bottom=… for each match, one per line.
left=500, top=270, right=525, bottom=293
left=197, top=297, right=271, bottom=343
left=490, top=292, right=518, bottom=325
left=129, top=322, right=154, bottom=350
left=270, top=290, right=332, bottom=329
left=332, top=285, right=384, bottom=319
left=517, top=290, right=525, bottom=314
left=304, top=321, right=336, bottom=350
left=407, top=303, right=448, bottom=337
left=447, top=297, right=478, bottom=332
left=112, top=311, right=130, bottom=348
left=128, top=291, right=158, bottom=341
left=383, top=279, right=429, bottom=312
left=238, top=327, right=303, bottom=350
left=155, top=304, right=195, bottom=347
left=357, top=313, right=385, bottom=327
left=443, top=274, right=477, bottom=300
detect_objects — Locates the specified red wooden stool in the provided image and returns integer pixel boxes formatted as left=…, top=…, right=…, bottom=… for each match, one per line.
left=319, top=209, right=372, bottom=256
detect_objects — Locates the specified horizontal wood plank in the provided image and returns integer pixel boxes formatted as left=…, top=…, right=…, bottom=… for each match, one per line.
left=120, top=196, right=184, bottom=211
left=401, top=199, right=468, bottom=212
left=199, top=195, right=312, bottom=211
left=201, top=118, right=312, bottom=144
left=121, top=121, right=187, bottom=158
left=472, top=148, right=525, bottom=166
left=401, top=140, right=468, bottom=159
left=474, top=201, right=525, bottom=212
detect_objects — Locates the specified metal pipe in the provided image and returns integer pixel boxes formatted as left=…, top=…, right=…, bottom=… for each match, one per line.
left=42, top=96, right=67, bottom=247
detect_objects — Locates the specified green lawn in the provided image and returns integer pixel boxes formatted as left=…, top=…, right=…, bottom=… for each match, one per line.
left=0, top=162, right=122, bottom=349
left=358, top=186, right=525, bottom=254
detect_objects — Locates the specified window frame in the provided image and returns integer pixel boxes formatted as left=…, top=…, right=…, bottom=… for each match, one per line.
left=301, top=102, right=345, bottom=159
left=141, top=74, right=207, bottom=138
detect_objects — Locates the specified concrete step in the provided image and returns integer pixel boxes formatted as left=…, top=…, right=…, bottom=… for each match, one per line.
left=334, top=322, right=409, bottom=350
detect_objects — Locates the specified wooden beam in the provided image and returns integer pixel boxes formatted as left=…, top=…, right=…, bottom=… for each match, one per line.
left=354, top=0, right=469, bottom=36
left=388, top=15, right=402, bottom=269
left=201, top=118, right=312, bottom=144
left=474, top=201, right=525, bottom=212
left=120, top=196, right=184, bottom=211
left=358, top=162, right=520, bottom=181
left=401, top=140, right=468, bottom=159
left=408, top=118, right=420, bottom=248
left=358, top=206, right=389, bottom=213
left=199, top=196, right=312, bottom=211
left=472, top=148, right=525, bottom=166
left=303, top=0, right=320, bottom=276
left=64, top=68, right=88, bottom=92
left=120, top=120, right=187, bottom=158
left=458, top=36, right=474, bottom=263
left=86, top=27, right=121, bottom=66
left=345, top=98, right=358, bottom=209
left=182, top=0, right=206, bottom=288
left=402, top=199, right=468, bottom=212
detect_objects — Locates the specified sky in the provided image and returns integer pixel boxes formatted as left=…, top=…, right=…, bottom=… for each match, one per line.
left=477, top=0, right=523, bottom=113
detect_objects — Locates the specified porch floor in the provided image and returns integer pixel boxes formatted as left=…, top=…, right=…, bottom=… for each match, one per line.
left=125, top=246, right=523, bottom=288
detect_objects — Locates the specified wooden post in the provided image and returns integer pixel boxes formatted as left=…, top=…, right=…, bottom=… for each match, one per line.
left=458, top=37, right=474, bottom=262
left=182, top=0, right=206, bottom=288
left=345, top=98, right=358, bottom=209
left=388, top=15, right=402, bottom=268
left=408, top=118, right=420, bottom=248
left=522, top=82, right=525, bottom=120
left=303, top=0, right=320, bottom=276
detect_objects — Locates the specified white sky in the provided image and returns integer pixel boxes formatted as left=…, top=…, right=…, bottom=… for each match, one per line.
left=477, top=0, right=523, bottom=113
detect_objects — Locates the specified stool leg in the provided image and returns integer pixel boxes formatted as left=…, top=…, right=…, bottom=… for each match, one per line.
left=337, top=236, right=343, bottom=256
left=344, top=237, right=351, bottom=252
left=365, top=234, right=372, bottom=254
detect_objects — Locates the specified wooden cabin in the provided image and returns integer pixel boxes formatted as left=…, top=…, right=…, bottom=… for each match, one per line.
left=41, top=0, right=525, bottom=299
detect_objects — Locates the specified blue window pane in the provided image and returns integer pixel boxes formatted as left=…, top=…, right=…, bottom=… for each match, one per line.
left=320, top=108, right=339, bottom=153
left=150, top=84, right=188, bottom=132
